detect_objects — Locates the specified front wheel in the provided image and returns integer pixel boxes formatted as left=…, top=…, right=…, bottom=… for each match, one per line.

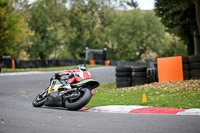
left=32, top=90, right=47, bottom=107
left=65, top=88, right=92, bottom=111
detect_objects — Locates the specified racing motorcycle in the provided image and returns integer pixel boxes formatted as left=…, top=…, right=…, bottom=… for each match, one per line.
left=32, top=73, right=99, bottom=111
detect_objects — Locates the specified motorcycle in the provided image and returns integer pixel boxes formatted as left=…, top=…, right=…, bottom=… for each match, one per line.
left=32, top=73, right=100, bottom=111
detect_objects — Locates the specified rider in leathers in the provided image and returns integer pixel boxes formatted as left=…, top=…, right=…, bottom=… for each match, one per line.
left=56, top=64, right=92, bottom=90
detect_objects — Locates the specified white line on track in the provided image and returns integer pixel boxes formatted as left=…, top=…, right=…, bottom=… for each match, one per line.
left=0, top=71, right=51, bottom=76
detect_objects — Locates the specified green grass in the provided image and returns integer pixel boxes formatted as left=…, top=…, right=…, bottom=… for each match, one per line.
left=1, top=65, right=103, bottom=73
left=86, top=80, right=200, bottom=109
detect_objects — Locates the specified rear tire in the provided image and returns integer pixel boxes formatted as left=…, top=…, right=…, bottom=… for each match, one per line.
left=65, top=88, right=92, bottom=111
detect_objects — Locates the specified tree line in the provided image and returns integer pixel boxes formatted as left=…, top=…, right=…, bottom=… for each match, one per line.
left=1, top=0, right=198, bottom=61
left=154, top=0, right=200, bottom=56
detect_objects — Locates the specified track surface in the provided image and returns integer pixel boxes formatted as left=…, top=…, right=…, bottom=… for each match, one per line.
left=0, top=66, right=200, bottom=133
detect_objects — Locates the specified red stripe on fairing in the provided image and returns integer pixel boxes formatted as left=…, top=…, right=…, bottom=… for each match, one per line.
left=129, top=107, right=186, bottom=114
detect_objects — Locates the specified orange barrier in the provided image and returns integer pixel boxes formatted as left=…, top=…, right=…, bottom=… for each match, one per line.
left=11, top=59, right=15, bottom=70
left=89, top=60, right=95, bottom=65
left=105, top=60, right=110, bottom=66
left=157, top=56, right=183, bottom=82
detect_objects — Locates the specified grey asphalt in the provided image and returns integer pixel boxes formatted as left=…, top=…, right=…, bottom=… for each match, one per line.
left=0, top=66, right=200, bottom=133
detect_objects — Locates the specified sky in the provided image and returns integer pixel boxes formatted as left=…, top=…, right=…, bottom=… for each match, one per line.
left=28, top=0, right=155, bottom=10
left=135, top=0, right=155, bottom=10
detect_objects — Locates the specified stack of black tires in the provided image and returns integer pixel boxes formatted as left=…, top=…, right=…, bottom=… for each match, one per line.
left=182, top=56, right=190, bottom=80
left=147, top=68, right=158, bottom=83
left=131, top=67, right=148, bottom=86
left=189, top=55, right=200, bottom=79
left=115, top=66, right=132, bottom=88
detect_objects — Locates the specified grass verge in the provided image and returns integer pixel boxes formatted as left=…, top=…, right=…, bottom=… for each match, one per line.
left=86, top=80, right=200, bottom=109
left=1, top=65, right=103, bottom=73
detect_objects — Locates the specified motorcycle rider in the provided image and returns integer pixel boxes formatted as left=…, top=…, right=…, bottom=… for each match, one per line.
left=56, top=64, right=92, bottom=89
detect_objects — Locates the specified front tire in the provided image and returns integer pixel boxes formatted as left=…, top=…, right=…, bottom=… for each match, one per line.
left=65, top=88, right=92, bottom=111
left=32, top=92, right=47, bottom=107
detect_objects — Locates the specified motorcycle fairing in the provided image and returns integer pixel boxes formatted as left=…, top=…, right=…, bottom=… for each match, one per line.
left=45, top=79, right=63, bottom=107
left=72, top=79, right=100, bottom=90
left=48, top=79, right=63, bottom=94
left=44, top=91, right=63, bottom=107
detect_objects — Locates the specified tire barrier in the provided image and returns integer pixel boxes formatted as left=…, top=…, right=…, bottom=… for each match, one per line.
left=0, top=59, right=89, bottom=68
left=110, top=60, right=156, bottom=68
left=182, top=56, right=190, bottom=80
left=115, top=66, right=132, bottom=88
left=0, top=58, right=157, bottom=69
left=131, top=67, right=148, bottom=86
left=189, top=55, right=200, bottom=80
left=0, top=59, right=11, bottom=68
left=147, top=68, right=158, bottom=83
left=115, top=66, right=159, bottom=88
left=114, top=55, right=200, bottom=89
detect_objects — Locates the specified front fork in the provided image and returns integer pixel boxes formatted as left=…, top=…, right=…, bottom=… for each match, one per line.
left=39, top=88, right=48, bottom=98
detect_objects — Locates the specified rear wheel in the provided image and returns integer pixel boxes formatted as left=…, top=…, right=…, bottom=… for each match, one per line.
left=32, top=90, right=47, bottom=107
left=65, top=88, right=92, bottom=111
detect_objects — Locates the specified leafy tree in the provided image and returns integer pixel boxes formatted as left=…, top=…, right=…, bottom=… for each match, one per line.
left=67, top=0, right=116, bottom=59
left=154, top=0, right=200, bottom=55
left=194, top=0, right=200, bottom=54
left=159, top=36, right=187, bottom=57
left=107, top=10, right=167, bottom=61
left=195, top=0, right=200, bottom=37
left=0, top=0, right=27, bottom=58
left=14, top=0, right=35, bottom=60
left=127, top=0, right=138, bottom=9
left=28, top=0, right=71, bottom=59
